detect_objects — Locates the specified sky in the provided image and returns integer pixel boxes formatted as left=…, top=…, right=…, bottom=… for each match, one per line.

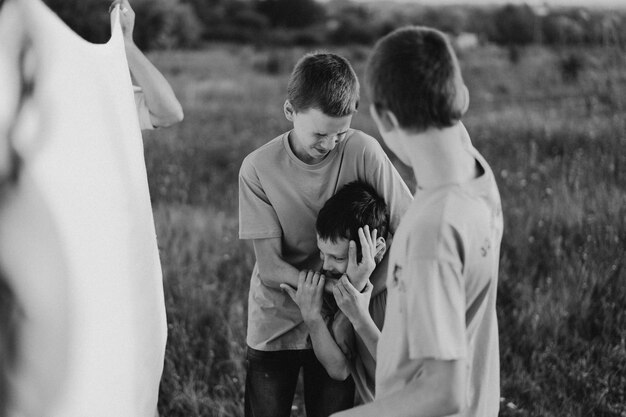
left=346, top=0, right=625, bottom=8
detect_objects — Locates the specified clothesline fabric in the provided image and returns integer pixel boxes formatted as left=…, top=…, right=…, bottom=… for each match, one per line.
left=0, top=0, right=166, bottom=416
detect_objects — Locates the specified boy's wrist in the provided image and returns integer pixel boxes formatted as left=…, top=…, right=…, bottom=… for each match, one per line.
left=303, top=314, right=325, bottom=328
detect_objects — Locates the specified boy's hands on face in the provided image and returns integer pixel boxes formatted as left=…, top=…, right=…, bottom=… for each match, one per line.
left=281, top=270, right=325, bottom=324
left=333, top=275, right=373, bottom=328
left=109, top=0, right=135, bottom=44
left=345, top=226, right=377, bottom=292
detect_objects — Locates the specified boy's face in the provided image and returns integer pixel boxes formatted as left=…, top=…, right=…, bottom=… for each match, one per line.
left=316, top=235, right=350, bottom=280
left=285, top=103, right=353, bottom=165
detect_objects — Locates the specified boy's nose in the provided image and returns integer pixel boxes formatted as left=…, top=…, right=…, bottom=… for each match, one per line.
left=319, top=137, right=338, bottom=151
left=322, top=258, right=333, bottom=271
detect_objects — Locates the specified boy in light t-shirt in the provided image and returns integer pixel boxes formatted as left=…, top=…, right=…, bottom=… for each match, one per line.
left=332, top=27, right=503, bottom=417
left=239, top=53, right=412, bottom=417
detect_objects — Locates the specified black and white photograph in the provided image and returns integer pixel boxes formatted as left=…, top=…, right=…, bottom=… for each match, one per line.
left=1, top=0, right=624, bottom=416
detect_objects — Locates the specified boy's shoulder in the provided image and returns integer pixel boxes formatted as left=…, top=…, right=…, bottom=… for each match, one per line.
left=244, top=133, right=286, bottom=162
left=240, top=132, right=287, bottom=173
left=343, top=129, right=386, bottom=157
left=403, top=182, right=496, bottom=259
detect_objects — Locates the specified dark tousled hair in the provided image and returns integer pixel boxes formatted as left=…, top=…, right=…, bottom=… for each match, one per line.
left=365, top=26, right=465, bottom=132
left=287, top=52, right=359, bottom=117
left=316, top=181, right=389, bottom=261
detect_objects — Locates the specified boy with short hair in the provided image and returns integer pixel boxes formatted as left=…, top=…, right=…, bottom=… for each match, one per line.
left=282, top=180, right=390, bottom=405
left=332, top=27, right=503, bottom=417
left=239, top=53, right=412, bottom=417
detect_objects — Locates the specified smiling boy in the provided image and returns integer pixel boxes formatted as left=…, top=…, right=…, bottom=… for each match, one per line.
left=239, top=53, right=412, bottom=417
left=282, top=181, right=390, bottom=405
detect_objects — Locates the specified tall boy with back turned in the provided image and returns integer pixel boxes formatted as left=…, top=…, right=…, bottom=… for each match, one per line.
left=238, top=53, right=411, bottom=417
left=333, top=27, right=503, bottom=417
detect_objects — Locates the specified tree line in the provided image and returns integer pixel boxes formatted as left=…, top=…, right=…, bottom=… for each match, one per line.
left=44, top=0, right=626, bottom=50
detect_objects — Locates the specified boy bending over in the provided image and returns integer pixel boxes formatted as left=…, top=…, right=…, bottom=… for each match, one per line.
left=239, top=53, right=412, bottom=417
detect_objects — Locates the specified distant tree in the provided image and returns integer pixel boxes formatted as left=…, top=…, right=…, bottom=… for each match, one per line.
left=327, top=4, right=377, bottom=44
left=43, top=0, right=111, bottom=43
left=417, top=7, right=467, bottom=36
left=492, top=4, right=538, bottom=46
left=133, top=0, right=202, bottom=49
left=543, top=14, right=584, bottom=45
left=256, top=0, right=325, bottom=28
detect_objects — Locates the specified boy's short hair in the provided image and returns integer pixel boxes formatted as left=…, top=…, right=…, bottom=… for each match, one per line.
left=316, top=181, right=389, bottom=259
left=365, top=26, right=465, bottom=132
left=287, top=52, right=359, bottom=117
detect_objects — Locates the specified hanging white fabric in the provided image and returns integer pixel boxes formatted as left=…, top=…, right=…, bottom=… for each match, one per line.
left=0, top=1, right=167, bottom=416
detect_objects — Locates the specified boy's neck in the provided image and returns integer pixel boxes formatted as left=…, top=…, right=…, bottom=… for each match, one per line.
left=402, top=122, right=477, bottom=191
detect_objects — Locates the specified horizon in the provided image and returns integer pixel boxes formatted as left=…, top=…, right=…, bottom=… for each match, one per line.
left=335, top=0, right=626, bottom=9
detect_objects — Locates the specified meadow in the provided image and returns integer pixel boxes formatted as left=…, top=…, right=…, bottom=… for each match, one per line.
left=142, top=42, right=626, bottom=417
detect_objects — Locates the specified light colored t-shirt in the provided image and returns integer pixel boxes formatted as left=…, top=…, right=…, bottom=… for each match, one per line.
left=239, top=129, right=412, bottom=350
left=349, top=288, right=386, bottom=404
left=375, top=143, right=503, bottom=417
left=134, top=86, right=154, bottom=131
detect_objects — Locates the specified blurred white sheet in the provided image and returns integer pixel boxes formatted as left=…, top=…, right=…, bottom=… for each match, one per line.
left=0, top=0, right=166, bottom=416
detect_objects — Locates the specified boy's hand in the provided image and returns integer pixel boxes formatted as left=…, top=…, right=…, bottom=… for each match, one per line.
left=281, top=270, right=325, bottom=324
left=333, top=275, right=373, bottom=329
left=109, top=0, right=135, bottom=44
left=345, top=226, right=377, bottom=291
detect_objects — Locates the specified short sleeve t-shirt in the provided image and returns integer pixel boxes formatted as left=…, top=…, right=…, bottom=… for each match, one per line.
left=133, top=86, right=154, bottom=131
left=239, top=129, right=412, bottom=350
left=375, top=145, right=503, bottom=417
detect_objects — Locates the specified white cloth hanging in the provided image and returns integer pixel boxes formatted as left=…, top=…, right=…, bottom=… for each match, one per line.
left=0, top=0, right=167, bottom=416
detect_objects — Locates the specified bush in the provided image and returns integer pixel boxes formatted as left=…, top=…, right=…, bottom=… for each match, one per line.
left=133, top=0, right=202, bottom=50
left=559, top=52, right=585, bottom=82
left=492, top=4, right=539, bottom=46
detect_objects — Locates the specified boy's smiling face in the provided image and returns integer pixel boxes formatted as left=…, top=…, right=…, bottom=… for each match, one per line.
left=285, top=103, right=353, bottom=165
left=316, top=235, right=350, bottom=280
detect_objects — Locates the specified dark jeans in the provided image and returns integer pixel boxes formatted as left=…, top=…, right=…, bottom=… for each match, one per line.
left=245, top=346, right=355, bottom=417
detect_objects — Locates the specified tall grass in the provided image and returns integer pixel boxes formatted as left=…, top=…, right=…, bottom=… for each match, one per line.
left=144, top=43, right=626, bottom=416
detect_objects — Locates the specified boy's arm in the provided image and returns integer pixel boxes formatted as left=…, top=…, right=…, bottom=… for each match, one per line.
left=111, top=0, right=184, bottom=128
left=333, top=277, right=380, bottom=359
left=253, top=237, right=300, bottom=289
left=281, top=271, right=351, bottom=380
left=331, top=358, right=466, bottom=417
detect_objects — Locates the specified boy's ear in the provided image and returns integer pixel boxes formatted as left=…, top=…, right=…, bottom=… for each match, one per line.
left=369, top=104, right=400, bottom=133
left=284, top=100, right=295, bottom=122
left=458, top=84, right=470, bottom=116
left=374, top=237, right=387, bottom=261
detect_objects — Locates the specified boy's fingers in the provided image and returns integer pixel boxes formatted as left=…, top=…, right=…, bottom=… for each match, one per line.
left=332, top=285, right=343, bottom=304
left=298, top=270, right=307, bottom=287
left=311, top=272, right=320, bottom=286
left=348, top=240, right=357, bottom=265
left=280, top=284, right=297, bottom=301
left=341, top=275, right=358, bottom=296
left=109, top=0, right=121, bottom=14
left=315, top=276, right=325, bottom=294
left=371, top=228, right=378, bottom=249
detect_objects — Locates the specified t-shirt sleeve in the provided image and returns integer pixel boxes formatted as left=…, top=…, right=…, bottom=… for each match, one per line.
left=357, top=136, right=412, bottom=233
left=133, top=86, right=155, bottom=131
left=404, top=227, right=467, bottom=360
left=238, top=157, right=282, bottom=240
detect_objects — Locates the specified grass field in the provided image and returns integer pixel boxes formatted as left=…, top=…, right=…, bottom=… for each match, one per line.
left=142, top=42, right=626, bottom=417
